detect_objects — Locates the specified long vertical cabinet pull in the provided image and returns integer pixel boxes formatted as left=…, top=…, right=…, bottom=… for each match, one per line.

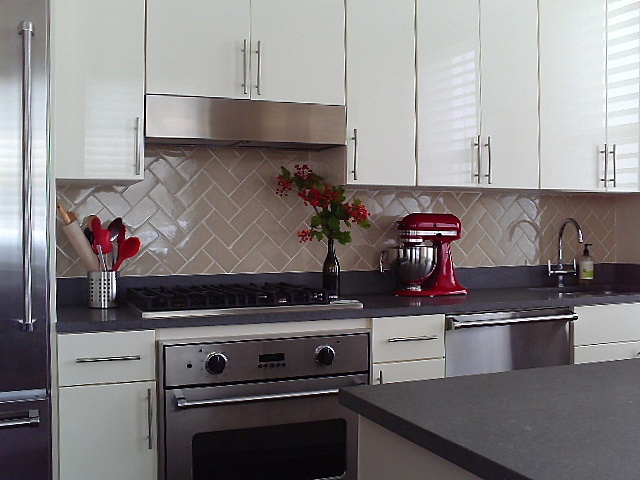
left=351, top=128, right=358, bottom=181
left=377, top=369, right=384, bottom=385
left=609, top=144, right=617, bottom=188
left=18, top=21, right=35, bottom=330
left=147, top=388, right=154, bottom=450
left=473, top=135, right=483, bottom=184
left=242, top=39, right=249, bottom=95
left=255, top=41, right=262, bottom=96
left=600, top=143, right=609, bottom=188
left=484, top=136, right=493, bottom=184
left=135, top=116, right=143, bottom=176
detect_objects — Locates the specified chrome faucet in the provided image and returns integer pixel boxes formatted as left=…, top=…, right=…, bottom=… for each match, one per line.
left=548, top=218, right=584, bottom=287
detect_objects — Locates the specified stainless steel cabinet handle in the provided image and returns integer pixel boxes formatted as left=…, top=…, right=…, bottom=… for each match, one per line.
left=255, top=40, right=262, bottom=95
left=448, top=313, right=577, bottom=330
left=18, top=21, right=35, bottom=330
left=610, top=144, right=617, bottom=187
left=174, top=388, right=338, bottom=409
left=135, top=116, right=143, bottom=176
left=242, top=39, right=249, bottom=95
left=75, top=355, right=142, bottom=363
left=473, top=135, right=482, bottom=184
left=351, top=128, right=358, bottom=181
left=147, top=388, right=153, bottom=450
left=377, top=370, right=384, bottom=385
left=387, top=335, right=438, bottom=343
left=484, top=136, right=492, bottom=184
left=600, top=143, right=609, bottom=187
left=0, top=410, right=40, bottom=430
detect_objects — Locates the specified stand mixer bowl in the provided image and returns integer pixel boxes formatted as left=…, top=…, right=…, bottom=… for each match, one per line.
left=391, top=245, right=437, bottom=290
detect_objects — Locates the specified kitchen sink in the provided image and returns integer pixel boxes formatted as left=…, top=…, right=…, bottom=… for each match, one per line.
left=526, top=285, right=640, bottom=298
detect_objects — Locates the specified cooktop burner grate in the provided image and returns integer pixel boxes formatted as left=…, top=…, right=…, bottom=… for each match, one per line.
left=127, top=282, right=330, bottom=312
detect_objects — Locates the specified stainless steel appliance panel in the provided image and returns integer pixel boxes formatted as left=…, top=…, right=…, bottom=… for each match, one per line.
left=445, top=309, right=575, bottom=377
left=0, top=1, right=51, bottom=478
left=0, top=397, right=51, bottom=479
left=0, top=0, right=50, bottom=394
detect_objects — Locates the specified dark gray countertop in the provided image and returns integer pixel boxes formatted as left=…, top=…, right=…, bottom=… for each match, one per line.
left=56, top=284, right=640, bottom=333
left=339, top=359, right=640, bottom=480
left=55, top=265, right=640, bottom=333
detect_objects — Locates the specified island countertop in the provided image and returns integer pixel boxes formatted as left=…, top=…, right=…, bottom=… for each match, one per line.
left=339, top=359, right=640, bottom=480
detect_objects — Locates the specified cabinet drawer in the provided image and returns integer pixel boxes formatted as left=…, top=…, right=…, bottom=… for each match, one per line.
left=372, top=315, right=444, bottom=363
left=372, top=359, right=445, bottom=385
left=574, top=303, right=640, bottom=346
left=575, top=341, right=640, bottom=364
left=58, top=331, right=155, bottom=386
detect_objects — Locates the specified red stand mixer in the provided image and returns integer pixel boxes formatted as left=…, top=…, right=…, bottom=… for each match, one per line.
left=392, top=213, right=467, bottom=297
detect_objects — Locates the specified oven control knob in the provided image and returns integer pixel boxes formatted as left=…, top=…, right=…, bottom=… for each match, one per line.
left=205, top=353, right=227, bottom=375
left=315, top=345, right=336, bottom=366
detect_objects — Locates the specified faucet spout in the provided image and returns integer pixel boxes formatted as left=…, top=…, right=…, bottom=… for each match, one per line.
left=557, top=217, right=584, bottom=267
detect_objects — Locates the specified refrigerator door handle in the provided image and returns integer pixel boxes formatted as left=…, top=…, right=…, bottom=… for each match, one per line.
left=0, top=409, right=40, bottom=430
left=18, top=21, right=35, bottom=330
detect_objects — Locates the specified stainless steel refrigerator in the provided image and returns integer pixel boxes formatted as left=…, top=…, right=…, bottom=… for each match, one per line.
left=0, top=0, right=52, bottom=479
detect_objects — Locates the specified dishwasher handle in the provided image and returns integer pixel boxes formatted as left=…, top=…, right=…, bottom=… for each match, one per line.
left=447, top=312, right=578, bottom=330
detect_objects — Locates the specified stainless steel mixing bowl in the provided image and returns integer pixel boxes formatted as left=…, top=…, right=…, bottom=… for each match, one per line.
left=389, top=245, right=437, bottom=289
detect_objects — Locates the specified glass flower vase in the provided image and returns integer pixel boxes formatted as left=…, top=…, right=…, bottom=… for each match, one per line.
left=322, top=238, right=340, bottom=301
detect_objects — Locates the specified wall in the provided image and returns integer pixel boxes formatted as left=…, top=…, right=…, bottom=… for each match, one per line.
left=56, top=146, right=617, bottom=277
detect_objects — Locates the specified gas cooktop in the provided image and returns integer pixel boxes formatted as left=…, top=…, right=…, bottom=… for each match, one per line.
left=126, top=282, right=363, bottom=319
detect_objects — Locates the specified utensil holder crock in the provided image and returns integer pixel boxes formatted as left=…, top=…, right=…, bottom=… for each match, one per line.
left=88, top=271, right=118, bottom=309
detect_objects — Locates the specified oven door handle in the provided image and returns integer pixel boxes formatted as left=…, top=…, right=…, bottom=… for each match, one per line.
left=447, top=313, right=577, bottom=330
left=174, top=388, right=339, bottom=409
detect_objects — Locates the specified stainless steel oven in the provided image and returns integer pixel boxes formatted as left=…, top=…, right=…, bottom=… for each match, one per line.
left=158, top=332, right=369, bottom=480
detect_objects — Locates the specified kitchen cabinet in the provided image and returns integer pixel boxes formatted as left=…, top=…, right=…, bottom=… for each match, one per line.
left=574, top=303, right=640, bottom=363
left=416, top=0, right=539, bottom=189
left=57, top=330, right=157, bottom=480
left=539, top=0, right=640, bottom=192
left=345, top=0, right=416, bottom=186
left=52, top=0, right=145, bottom=184
left=371, top=315, right=445, bottom=384
left=146, top=0, right=345, bottom=105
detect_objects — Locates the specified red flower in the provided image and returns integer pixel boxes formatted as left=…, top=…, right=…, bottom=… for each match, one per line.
left=276, top=165, right=371, bottom=245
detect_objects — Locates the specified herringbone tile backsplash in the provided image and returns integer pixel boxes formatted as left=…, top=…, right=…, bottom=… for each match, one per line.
left=56, top=146, right=616, bottom=277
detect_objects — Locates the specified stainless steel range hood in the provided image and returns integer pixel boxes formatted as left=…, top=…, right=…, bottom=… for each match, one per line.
left=145, top=95, right=347, bottom=150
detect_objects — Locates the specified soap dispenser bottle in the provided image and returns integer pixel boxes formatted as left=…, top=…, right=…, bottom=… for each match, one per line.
left=579, top=243, right=595, bottom=285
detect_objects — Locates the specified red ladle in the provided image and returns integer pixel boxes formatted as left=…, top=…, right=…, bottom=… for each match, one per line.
left=112, top=237, right=141, bottom=272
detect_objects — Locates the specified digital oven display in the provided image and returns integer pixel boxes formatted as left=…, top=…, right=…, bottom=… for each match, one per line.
left=259, top=352, right=285, bottom=363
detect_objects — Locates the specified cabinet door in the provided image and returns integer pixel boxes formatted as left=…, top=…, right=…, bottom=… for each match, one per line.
left=574, top=303, right=640, bottom=346
left=575, top=341, right=640, bottom=364
left=146, top=0, right=250, bottom=99
left=372, top=359, right=445, bottom=384
left=604, top=1, right=640, bottom=192
left=479, top=0, right=539, bottom=189
left=58, top=382, right=157, bottom=480
left=539, top=0, right=606, bottom=191
left=251, top=0, right=345, bottom=105
left=53, top=0, right=145, bottom=183
left=346, top=0, right=416, bottom=186
left=417, top=0, right=480, bottom=187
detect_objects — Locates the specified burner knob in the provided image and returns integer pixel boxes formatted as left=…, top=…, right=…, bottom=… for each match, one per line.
left=315, top=345, right=336, bottom=366
left=205, top=353, right=227, bottom=375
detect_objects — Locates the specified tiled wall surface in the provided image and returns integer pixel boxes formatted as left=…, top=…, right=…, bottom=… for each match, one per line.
left=56, top=146, right=616, bottom=277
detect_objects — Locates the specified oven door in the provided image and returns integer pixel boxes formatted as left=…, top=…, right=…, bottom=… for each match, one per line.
left=162, top=374, right=367, bottom=480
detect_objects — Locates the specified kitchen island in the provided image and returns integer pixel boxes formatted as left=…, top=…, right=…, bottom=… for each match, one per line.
left=340, top=359, right=640, bottom=480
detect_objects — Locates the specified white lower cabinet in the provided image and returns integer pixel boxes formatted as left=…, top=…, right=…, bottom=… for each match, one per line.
left=574, top=303, right=640, bottom=364
left=57, top=330, right=157, bottom=480
left=371, top=315, right=445, bottom=384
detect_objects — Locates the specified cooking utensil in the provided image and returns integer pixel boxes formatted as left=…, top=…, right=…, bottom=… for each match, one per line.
left=56, top=203, right=100, bottom=272
left=107, top=217, right=123, bottom=242
left=112, top=236, right=141, bottom=272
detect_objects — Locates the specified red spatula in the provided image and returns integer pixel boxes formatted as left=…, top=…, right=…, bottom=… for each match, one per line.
left=112, top=237, right=141, bottom=272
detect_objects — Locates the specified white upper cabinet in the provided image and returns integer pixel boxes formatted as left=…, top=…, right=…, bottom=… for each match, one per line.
left=416, top=0, right=539, bottom=189
left=345, top=0, right=416, bottom=186
left=53, top=0, right=145, bottom=183
left=146, top=0, right=345, bottom=106
left=540, top=0, right=640, bottom=192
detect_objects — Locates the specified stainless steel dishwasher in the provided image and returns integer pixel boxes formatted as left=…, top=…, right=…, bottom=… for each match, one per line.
left=445, top=307, right=577, bottom=377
